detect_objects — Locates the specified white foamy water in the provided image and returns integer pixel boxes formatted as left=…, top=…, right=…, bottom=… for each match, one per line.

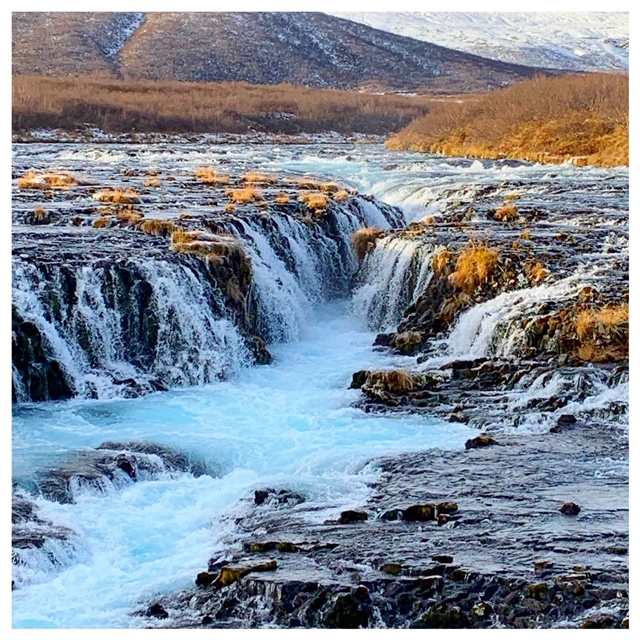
left=12, top=303, right=474, bottom=628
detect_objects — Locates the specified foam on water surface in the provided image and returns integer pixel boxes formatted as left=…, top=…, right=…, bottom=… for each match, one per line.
left=12, top=303, right=474, bottom=627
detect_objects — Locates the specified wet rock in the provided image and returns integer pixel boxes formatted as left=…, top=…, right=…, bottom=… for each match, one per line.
left=471, top=601, right=493, bottom=618
left=373, top=333, right=392, bottom=347
left=412, top=603, right=469, bottom=629
left=403, top=504, right=436, bottom=522
left=556, top=414, right=577, bottom=425
left=437, top=501, right=458, bottom=515
left=324, top=592, right=372, bottom=629
left=527, top=582, right=549, bottom=600
left=340, top=510, right=368, bottom=524
left=611, top=546, right=628, bottom=555
left=465, top=435, right=498, bottom=449
left=349, top=370, right=370, bottom=389
left=254, top=488, right=305, bottom=508
left=202, top=615, right=213, bottom=625
left=146, top=603, right=168, bottom=619
left=432, top=554, right=453, bottom=564
left=560, top=502, right=581, bottom=516
left=380, top=563, right=402, bottom=575
left=380, top=508, right=403, bottom=521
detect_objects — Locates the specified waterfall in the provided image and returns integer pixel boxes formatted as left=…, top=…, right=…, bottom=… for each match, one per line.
left=445, top=269, right=598, bottom=360
left=351, top=236, right=444, bottom=332
left=12, top=197, right=403, bottom=402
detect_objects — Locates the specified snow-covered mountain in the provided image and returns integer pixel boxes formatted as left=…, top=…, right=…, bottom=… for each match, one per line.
left=328, top=12, right=628, bottom=72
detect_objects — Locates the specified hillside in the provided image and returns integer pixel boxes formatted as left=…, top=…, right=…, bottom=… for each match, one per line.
left=386, top=73, right=629, bottom=167
left=12, top=12, right=545, bottom=93
left=330, top=12, right=628, bottom=72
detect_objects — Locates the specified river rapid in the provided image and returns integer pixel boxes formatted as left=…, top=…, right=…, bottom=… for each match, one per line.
left=11, top=142, right=628, bottom=627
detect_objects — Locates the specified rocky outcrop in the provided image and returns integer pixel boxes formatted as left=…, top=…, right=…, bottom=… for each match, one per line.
left=12, top=168, right=403, bottom=402
left=140, top=422, right=628, bottom=628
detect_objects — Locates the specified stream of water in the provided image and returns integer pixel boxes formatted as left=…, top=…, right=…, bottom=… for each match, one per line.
left=11, top=142, right=628, bottom=627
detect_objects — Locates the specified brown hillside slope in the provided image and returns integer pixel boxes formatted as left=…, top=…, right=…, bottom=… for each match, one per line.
left=12, top=12, right=545, bottom=93
left=386, top=74, right=628, bottom=167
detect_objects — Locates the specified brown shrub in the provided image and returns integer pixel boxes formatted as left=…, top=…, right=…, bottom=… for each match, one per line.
left=575, top=305, right=628, bottom=341
left=139, top=219, right=174, bottom=236
left=226, top=187, right=264, bottom=204
left=94, top=188, right=140, bottom=204
left=351, top=227, right=383, bottom=262
left=366, top=369, right=416, bottom=393
left=241, top=172, right=278, bottom=185
left=300, top=192, right=329, bottom=211
left=524, top=260, right=549, bottom=284
left=196, top=167, right=230, bottom=185
left=449, top=244, right=499, bottom=293
left=18, top=171, right=76, bottom=189
left=432, top=249, right=451, bottom=276
left=93, top=217, right=111, bottom=228
left=494, top=204, right=519, bottom=222
left=12, top=75, right=432, bottom=136
left=144, top=177, right=161, bottom=187
left=392, top=331, right=422, bottom=353
left=116, top=209, right=143, bottom=224
left=387, top=73, right=629, bottom=167
left=171, top=230, right=245, bottom=265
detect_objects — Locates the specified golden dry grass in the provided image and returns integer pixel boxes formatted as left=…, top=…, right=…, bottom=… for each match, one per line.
left=494, top=203, right=519, bottom=222
left=226, top=187, right=264, bottom=204
left=300, top=192, right=329, bottom=211
left=139, top=219, right=174, bottom=236
left=387, top=73, right=628, bottom=168
left=432, top=250, right=451, bottom=276
left=525, top=260, right=549, bottom=284
left=225, top=203, right=235, bottom=213
left=351, top=227, right=383, bottom=261
left=93, top=217, right=111, bottom=228
left=93, top=188, right=140, bottom=204
left=520, top=229, right=532, bottom=241
left=575, top=305, right=629, bottom=341
left=195, top=167, right=230, bottom=185
left=240, top=172, right=278, bottom=185
left=144, top=177, right=161, bottom=187
left=393, top=331, right=422, bottom=352
left=116, top=209, right=143, bottom=224
left=13, top=75, right=432, bottom=136
left=34, top=207, right=47, bottom=220
left=367, top=369, right=417, bottom=393
left=334, top=189, right=350, bottom=202
left=18, top=171, right=77, bottom=189
left=171, top=229, right=244, bottom=265
left=274, top=193, right=290, bottom=204
left=448, top=245, right=499, bottom=293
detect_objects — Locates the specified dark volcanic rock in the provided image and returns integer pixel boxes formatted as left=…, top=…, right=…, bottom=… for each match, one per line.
left=465, top=435, right=498, bottom=449
left=339, top=510, right=368, bottom=524
left=560, top=502, right=581, bottom=516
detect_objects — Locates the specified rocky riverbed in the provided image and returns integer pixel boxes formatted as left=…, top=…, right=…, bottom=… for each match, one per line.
left=11, top=142, right=628, bottom=628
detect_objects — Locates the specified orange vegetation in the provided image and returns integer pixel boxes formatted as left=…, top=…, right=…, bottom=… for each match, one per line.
left=195, top=167, right=230, bottom=185
left=13, top=75, right=432, bottom=135
left=139, top=219, right=174, bottom=236
left=448, top=244, right=499, bottom=293
left=351, top=227, right=383, bottom=261
left=386, top=73, right=628, bottom=167
left=93, top=188, right=140, bottom=204
left=494, top=204, right=519, bottom=222
left=300, top=192, right=329, bottom=211
left=18, top=171, right=77, bottom=189
left=226, top=187, right=264, bottom=204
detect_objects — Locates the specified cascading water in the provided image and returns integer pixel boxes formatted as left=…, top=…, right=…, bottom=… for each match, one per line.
left=351, top=236, right=444, bottom=331
left=12, top=141, right=628, bottom=628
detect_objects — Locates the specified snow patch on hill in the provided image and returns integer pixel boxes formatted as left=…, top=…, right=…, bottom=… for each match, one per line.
left=329, top=12, right=628, bottom=72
